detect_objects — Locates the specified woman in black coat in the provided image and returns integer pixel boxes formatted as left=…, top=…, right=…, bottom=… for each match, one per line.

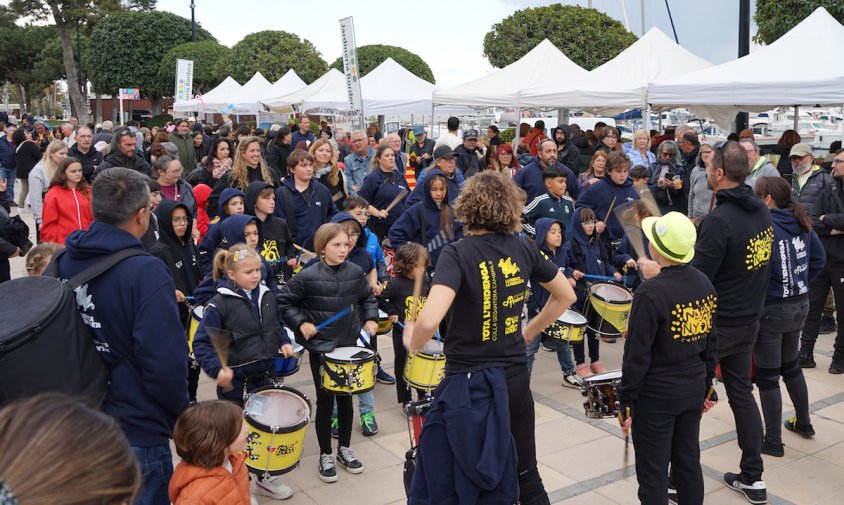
left=266, top=126, right=294, bottom=181
left=12, top=128, right=42, bottom=208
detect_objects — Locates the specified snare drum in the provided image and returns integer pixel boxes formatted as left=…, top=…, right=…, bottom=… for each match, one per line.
left=545, top=309, right=587, bottom=342
left=583, top=282, right=633, bottom=337
left=377, top=309, right=393, bottom=335
left=187, top=305, right=204, bottom=357
left=404, top=339, right=446, bottom=391
left=321, top=347, right=376, bottom=395
left=383, top=238, right=395, bottom=277
left=580, top=369, right=622, bottom=419
left=403, top=398, right=432, bottom=447
left=244, top=385, right=311, bottom=476
left=274, top=330, right=303, bottom=377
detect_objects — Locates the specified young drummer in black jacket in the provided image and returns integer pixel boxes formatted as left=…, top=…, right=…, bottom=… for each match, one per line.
left=244, top=181, right=297, bottom=284
left=618, top=212, right=718, bottom=505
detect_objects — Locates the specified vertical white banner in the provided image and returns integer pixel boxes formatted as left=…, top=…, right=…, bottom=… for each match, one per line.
left=175, top=59, right=194, bottom=102
left=339, top=17, right=363, bottom=117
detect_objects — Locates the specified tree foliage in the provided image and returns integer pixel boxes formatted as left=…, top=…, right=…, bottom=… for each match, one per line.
left=87, top=10, right=214, bottom=99
left=220, top=30, right=327, bottom=84
left=754, top=0, right=844, bottom=45
left=159, top=40, right=229, bottom=95
left=329, top=44, right=435, bottom=83
left=483, top=5, right=637, bottom=70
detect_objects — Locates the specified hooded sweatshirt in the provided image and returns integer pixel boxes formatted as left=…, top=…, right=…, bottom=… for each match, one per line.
left=575, top=174, right=640, bottom=241
left=168, top=453, right=250, bottom=505
left=150, top=200, right=203, bottom=295
left=766, top=207, right=825, bottom=301
left=245, top=181, right=295, bottom=283
left=388, top=168, right=463, bottom=267
left=404, top=165, right=463, bottom=207
left=553, top=124, right=582, bottom=173
left=192, top=183, right=212, bottom=243
left=198, top=188, right=245, bottom=272
left=527, top=217, right=566, bottom=314
left=330, top=211, right=375, bottom=274
left=691, top=184, right=773, bottom=332
left=563, top=208, right=618, bottom=309
left=55, top=221, right=189, bottom=446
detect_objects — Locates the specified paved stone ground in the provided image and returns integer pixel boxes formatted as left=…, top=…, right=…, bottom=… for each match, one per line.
left=9, top=198, right=844, bottom=505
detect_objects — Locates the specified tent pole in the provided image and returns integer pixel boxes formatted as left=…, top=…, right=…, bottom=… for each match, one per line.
left=513, top=97, right=522, bottom=148
left=793, top=106, right=799, bottom=131
left=431, top=103, right=435, bottom=139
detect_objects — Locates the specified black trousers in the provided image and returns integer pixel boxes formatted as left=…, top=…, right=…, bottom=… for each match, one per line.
left=718, top=322, right=764, bottom=483
left=633, top=386, right=705, bottom=505
left=802, top=264, right=844, bottom=361
left=309, top=351, right=353, bottom=454
left=507, top=366, right=549, bottom=505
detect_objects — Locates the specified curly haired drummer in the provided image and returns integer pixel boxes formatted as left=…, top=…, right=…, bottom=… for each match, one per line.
left=405, top=171, right=576, bottom=505
left=618, top=212, right=718, bottom=505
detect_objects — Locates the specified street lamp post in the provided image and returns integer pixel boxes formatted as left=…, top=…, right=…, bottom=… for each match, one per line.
left=190, top=1, right=196, bottom=42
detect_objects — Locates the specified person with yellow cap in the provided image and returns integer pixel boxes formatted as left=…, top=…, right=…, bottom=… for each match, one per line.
left=617, top=211, right=719, bottom=505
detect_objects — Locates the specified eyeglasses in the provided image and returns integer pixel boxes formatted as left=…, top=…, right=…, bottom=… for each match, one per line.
left=349, top=232, right=361, bottom=239
left=583, top=220, right=598, bottom=226
left=172, top=217, right=189, bottom=224
left=832, top=159, right=844, bottom=164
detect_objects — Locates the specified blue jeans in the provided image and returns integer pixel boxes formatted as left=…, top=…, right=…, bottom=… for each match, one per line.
left=333, top=389, right=374, bottom=416
left=132, top=445, right=173, bottom=505
left=0, top=167, right=14, bottom=200
left=526, top=333, right=575, bottom=374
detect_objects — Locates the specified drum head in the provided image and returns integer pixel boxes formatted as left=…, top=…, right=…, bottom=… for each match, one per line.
left=378, top=309, right=388, bottom=319
left=285, top=327, right=295, bottom=342
left=246, top=387, right=310, bottom=428
left=589, top=283, right=632, bottom=304
left=326, top=346, right=375, bottom=361
left=558, top=309, right=587, bottom=325
left=421, top=339, right=444, bottom=355
left=585, top=369, right=623, bottom=383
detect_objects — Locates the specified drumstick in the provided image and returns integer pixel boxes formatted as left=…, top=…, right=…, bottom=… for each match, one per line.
left=315, top=305, right=354, bottom=330
left=624, top=406, right=630, bottom=464
left=602, top=197, right=617, bottom=233
left=293, top=243, right=315, bottom=256
left=409, top=264, right=425, bottom=322
left=384, top=188, right=409, bottom=213
left=207, top=326, right=233, bottom=392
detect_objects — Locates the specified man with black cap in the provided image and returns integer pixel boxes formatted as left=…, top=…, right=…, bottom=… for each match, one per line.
left=453, top=129, right=484, bottom=178
left=404, top=145, right=465, bottom=208
left=408, top=125, right=434, bottom=172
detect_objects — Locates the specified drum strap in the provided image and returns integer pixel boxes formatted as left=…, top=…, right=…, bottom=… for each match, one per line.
left=320, top=355, right=350, bottom=388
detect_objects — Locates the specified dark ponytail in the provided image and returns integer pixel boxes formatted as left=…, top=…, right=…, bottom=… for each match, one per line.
left=755, top=176, right=812, bottom=232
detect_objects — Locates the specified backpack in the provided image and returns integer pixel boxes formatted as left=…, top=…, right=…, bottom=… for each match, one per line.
left=0, top=248, right=146, bottom=406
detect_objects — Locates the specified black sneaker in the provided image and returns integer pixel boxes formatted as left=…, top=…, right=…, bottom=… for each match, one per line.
left=829, top=360, right=844, bottom=375
left=330, top=416, right=339, bottom=439
left=8, top=201, right=17, bottom=208
left=820, top=316, right=837, bottom=334
left=667, top=474, right=678, bottom=504
left=724, top=472, right=767, bottom=504
left=784, top=416, right=815, bottom=438
left=359, top=412, right=378, bottom=436
left=376, top=367, right=395, bottom=385
left=318, top=453, right=338, bottom=483
left=337, top=446, right=364, bottom=474
left=761, top=438, right=784, bottom=457
left=798, top=352, right=816, bottom=369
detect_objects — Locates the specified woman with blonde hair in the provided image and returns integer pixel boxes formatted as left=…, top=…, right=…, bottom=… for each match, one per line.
left=0, top=392, right=140, bottom=505
left=626, top=130, right=656, bottom=168
left=311, top=138, right=348, bottom=208
left=28, top=139, right=68, bottom=242
left=207, top=136, right=279, bottom=217
left=579, top=150, right=608, bottom=189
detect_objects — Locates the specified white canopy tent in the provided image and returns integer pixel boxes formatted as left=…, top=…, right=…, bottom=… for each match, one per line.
left=222, top=72, right=273, bottom=115
left=172, top=76, right=242, bottom=113
left=261, top=68, right=345, bottom=113
left=258, top=70, right=307, bottom=106
left=432, top=39, right=588, bottom=108
left=520, top=28, right=713, bottom=115
left=649, top=7, right=844, bottom=128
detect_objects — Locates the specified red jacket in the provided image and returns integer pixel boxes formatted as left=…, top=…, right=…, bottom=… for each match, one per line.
left=523, top=129, right=546, bottom=156
left=192, top=183, right=213, bottom=244
left=41, top=185, right=93, bottom=244
left=168, top=453, right=251, bottom=505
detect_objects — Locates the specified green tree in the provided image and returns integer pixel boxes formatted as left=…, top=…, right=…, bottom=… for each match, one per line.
left=220, top=30, right=327, bottom=84
left=754, top=0, right=844, bottom=45
left=9, top=0, right=157, bottom=124
left=158, top=40, right=230, bottom=96
left=483, top=4, right=637, bottom=70
left=87, top=10, right=214, bottom=114
left=329, top=44, right=435, bottom=83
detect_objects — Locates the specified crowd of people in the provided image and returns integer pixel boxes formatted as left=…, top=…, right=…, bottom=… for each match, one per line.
left=0, top=111, right=842, bottom=505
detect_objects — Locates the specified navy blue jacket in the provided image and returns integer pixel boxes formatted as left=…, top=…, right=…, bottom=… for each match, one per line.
left=358, top=167, right=408, bottom=228
left=409, top=367, right=518, bottom=505
left=563, top=208, right=618, bottom=309
left=198, top=187, right=245, bottom=272
left=767, top=207, right=825, bottom=301
left=291, top=129, right=315, bottom=147
left=274, top=177, right=337, bottom=250
left=513, top=158, right=581, bottom=203
left=527, top=217, right=566, bottom=314
left=56, top=221, right=188, bottom=447
left=575, top=175, right=640, bottom=241
left=404, top=166, right=462, bottom=208
left=330, top=212, right=375, bottom=274
left=0, top=135, right=15, bottom=169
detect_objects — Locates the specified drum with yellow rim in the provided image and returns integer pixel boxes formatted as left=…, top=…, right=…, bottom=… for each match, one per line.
left=583, top=282, right=633, bottom=337
left=544, top=309, right=587, bottom=342
left=404, top=339, right=446, bottom=392
left=187, top=305, right=204, bottom=358
left=321, top=347, right=376, bottom=395
left=377, top=309, right=393, bottom=335
left=244, top=385, right=311, bottom=477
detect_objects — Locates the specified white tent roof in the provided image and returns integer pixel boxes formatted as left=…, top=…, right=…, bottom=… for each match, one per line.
left=433, top=39, right=588, bottom=108
left=649, top=7, right=844, bottom=126
left=223, top=72, right=273, bottom=115
left=259, top=70, right=307, bottom=104
left=173, top=76, right=242, bottom=113
left=520, top=28, right=712, bottom=113
left=262, top=68, right=345, bottom=112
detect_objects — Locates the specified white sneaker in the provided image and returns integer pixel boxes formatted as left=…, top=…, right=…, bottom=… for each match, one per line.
left=562, top=372, right=582, bottom=389
left=251, top=475, right=293, bottom=500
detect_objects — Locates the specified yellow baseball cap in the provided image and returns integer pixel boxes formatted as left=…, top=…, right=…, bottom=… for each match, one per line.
left=642, top=212, right=697, bottom=263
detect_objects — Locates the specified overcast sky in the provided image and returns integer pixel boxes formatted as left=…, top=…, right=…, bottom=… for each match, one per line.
left=157, top=0, right=759, bottom=88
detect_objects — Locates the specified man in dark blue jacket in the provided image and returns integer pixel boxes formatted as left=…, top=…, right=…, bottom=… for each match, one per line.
left=514, top=138, right=581, bottom=203
left=0, top=124, right=17, bottom=203
left=54, top=167, right=188, bottom=505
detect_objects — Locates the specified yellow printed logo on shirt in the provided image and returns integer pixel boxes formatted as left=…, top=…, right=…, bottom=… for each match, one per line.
left=670, top=295, right=717, bottom=342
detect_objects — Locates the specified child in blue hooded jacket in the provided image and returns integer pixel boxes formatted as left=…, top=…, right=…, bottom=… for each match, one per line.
left=563, top=207, right=621, bottom=379
left=198, top=187, right=245, bottom=272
